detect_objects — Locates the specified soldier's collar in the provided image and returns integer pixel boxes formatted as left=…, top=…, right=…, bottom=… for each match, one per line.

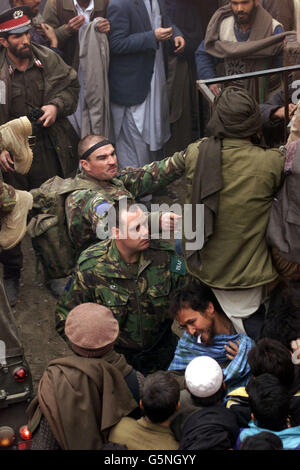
left=6, top=51, right=43, bottom=75
left=110, top=240, right=152, bottom=276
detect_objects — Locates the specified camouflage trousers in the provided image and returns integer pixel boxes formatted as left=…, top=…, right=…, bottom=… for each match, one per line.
left=0, top=181, right=16, bottom=220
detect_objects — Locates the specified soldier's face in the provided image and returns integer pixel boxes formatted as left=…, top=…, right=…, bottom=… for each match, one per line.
left=231, top=0, right=258, bottom=25
left=117, top=207, right=150, bottom=252
left=176, top=305, right=216, bottom=346
left=81, top=144, right=118, bottom=180
left=3, top=33, right=32, bottom=60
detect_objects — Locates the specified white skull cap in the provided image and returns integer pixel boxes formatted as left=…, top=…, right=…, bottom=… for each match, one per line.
left=185, top=356, right=223, bottom=398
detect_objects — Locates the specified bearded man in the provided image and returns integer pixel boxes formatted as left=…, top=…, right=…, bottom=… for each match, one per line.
left=168, top=283, right=254, bottom=393
left=195, top=0, right=290, bottom=101
left=0, top=5, right=79, bottom=305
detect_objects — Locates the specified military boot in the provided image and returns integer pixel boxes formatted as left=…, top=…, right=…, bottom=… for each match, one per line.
left=0, top=190, right=33, bottom=251
left=0, top=116, right=33, bottom=174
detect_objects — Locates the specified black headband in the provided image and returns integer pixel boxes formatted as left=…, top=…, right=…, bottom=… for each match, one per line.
left=81, top=139, right=113, bottom=160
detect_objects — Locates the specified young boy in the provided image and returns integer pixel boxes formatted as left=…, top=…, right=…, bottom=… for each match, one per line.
left=108, top=370, right=180, bottom=450
left=236, top=373, right=300, bottom=450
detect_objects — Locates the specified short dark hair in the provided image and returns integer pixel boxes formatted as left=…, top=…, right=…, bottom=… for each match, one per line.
left=240, top=431, right=283, bottom=450
left=246, top=373, right=291, bottom=431
left=262, top=281, right=300, bottom=350
left=9, top=0, right=15, bottom=7
left=169, top=281, right=224, bottom=319
left=141, top=371, right=180, bottom=423
left=248, top=338, right=295, bottom=389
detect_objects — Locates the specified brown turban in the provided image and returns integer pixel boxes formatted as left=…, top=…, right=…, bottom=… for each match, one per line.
left=206, top=86, right=263, bottom=139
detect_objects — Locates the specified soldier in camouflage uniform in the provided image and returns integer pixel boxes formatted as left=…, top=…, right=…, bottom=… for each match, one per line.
left=65, top=134, right=187, bottom=257
left=57, top=203, right=189, bottom=375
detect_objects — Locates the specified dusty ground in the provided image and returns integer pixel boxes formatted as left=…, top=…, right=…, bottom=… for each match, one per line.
left=10, top=178, right=186, bottom=393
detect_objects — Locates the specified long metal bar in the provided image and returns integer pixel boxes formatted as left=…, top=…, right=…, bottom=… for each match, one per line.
left=197, top=64, right=300, bottom=86
left=197, top=64, right=300, bottom=140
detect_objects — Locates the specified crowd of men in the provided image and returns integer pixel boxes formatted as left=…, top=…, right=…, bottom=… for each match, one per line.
left=0, top=0, right=300, bottom=451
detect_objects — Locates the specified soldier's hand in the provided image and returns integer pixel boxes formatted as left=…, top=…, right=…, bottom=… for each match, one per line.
left=66, top=15, right=85, bottom=34
left=39, top=105, right=58, bottom=127
left=154, top=27, right=173, bottom=42
left=0, top=150, right=14, bottom=173
left=97, top=18, right=110, bottom=34
left=160, top=212, right=182, bottom=232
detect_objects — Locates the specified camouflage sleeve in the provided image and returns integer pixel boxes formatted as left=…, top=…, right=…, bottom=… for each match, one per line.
left=0, top=181, right=16, bottom=217
left=55, top=270, right=95, bottom=341
left=119, top=151, right=186, bottom=199
left=80, top=193, right=114, bottom=240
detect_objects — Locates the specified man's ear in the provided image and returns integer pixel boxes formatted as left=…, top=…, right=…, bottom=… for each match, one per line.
left=0, top=37, right=8, bottom=49
left=139, top=399, right=144, bottom=411
left=250, top=412, right=256, bottom=422
left=206, top=301, right=215, bottom=317
left=80, top=159, right=88, bottom=172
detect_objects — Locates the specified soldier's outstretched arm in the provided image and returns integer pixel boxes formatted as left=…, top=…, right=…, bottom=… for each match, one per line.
left=119, top=141, right=203, bottom=199
left=119, top=149, right=187, bottom=199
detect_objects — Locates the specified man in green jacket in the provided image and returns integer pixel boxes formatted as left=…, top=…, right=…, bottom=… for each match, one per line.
left=0, top=6, right=79, bottom=305
left=180, top=86, right=285, bottom=340
left=56, top=202, right=189, bottom=375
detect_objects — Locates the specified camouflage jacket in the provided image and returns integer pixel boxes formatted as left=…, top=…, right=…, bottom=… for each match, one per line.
left=56, top=239, right=188, bottom=351
left=65, top=150, right=185, bottom=254
left=0, top=182, right=16, bottom=222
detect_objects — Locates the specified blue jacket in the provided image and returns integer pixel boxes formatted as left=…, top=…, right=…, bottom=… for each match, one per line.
left=236, top=421, right=300, bottom=450
left=107, top=0, right=182, bottom=106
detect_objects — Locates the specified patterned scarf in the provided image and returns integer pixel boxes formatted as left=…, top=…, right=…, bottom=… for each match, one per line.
left=168, top=331, right=254, bottom=393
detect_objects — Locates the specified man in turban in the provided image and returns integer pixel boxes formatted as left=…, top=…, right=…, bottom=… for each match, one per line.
left=178, top=86, right=285, bottom=340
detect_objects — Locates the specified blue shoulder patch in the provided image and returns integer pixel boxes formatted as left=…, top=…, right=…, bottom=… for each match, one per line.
left=95, top=201, right=112, bottom=216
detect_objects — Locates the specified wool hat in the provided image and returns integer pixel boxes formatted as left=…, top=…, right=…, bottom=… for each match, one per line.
left=185, top=356, right=223, bottom=398
left=65, top=303, right=119, bottom=357
left=0, top=6, right=32, bottom=35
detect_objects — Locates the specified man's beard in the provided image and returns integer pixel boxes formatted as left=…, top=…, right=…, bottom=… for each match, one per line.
left=8, top=43, right=32, bottom=60
left=233, top=5, right=257, bottom=26
left=198, top=319, right=216, bottom=346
